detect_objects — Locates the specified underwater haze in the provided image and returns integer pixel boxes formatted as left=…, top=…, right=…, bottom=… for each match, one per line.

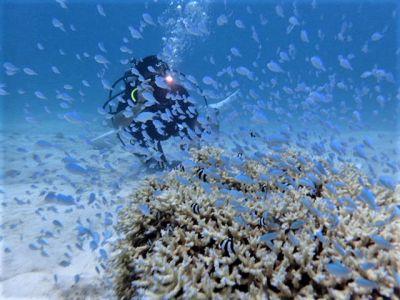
left=0, top=0, right=399, bottom=298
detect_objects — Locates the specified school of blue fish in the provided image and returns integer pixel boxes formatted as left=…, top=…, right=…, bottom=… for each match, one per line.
left=0, top=0, right=399, bottom=297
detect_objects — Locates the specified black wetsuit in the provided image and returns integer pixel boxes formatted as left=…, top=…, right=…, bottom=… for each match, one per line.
left=104, top=55, right=203, bottom=167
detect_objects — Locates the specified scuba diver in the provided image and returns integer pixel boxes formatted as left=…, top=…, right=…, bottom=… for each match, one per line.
left=101, top=55, right=208, bottom=169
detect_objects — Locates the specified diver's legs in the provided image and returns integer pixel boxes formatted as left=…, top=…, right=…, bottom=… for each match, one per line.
left=143, top=141, right=167, bottom=169
left=155, top=140, right=167, bottom=164
left=131, top=146, right=166, bottom=170
left=122, top=126, right=157, bottom=167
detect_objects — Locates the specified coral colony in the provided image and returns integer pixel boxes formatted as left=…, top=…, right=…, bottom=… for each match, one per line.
left=113, top=147, right=400, bottom=299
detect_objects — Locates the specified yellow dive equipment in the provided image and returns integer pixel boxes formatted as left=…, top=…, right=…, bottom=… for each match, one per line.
left=130, top=87, right=138, bottom=102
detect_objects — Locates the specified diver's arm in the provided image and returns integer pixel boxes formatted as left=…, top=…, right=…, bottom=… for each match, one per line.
left=102, top=90, right=125, bottom=110
left=102, top=75, right=127, bottom=110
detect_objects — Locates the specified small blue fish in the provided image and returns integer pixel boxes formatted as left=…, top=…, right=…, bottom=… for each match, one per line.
left=65, top=162, right=88, bottom=175
left=53, top=220, right=63, bottom=227
left=265, top=134, right=289, bottom=145
left=288, top=232, right=300, bottom=246
left=88, top=193, right=96, bottom=204
left=64, top=111, right=84, bottom=125
left=138, top=203, right=150, bottom=216
left=36, top=140, right=53, bottom=148
left=370, top=234, right=392, bottom=249
left=333, top=240, right=347, bottom=256
left=315, top=229, right=328, bottom=244
left=301, top=198, right=323, bottom=218
left=325, top=184, right=337, bottom=195
left=233, top=215, right=247, bottom=226
left=231, top=200, right=249, bottom=213
left=269, top=168, right=285, bottom=176
left=330, top=140, right=345, bottom=155
left=314, top=162, right=327, bottom=176
left=326, top=262, right=351, bottom=277
left=99, top=248, right=108, bottom=260
left=214, top=199, right=225, bottom=208
left=89, top=240, right=98, bottom=251
left=45, top=192, right=75, bottom=205
left=181, top=159, right=196, bottom=170
left=33, top=154, right=42, bottom=164
left=290, top=220, right=305, bottom=230
left=103, top=230, right=112, bottom=240
left=176, top=175, right=190, bottom=185
left=29, top=243, right=39, bottom=250
left=37, top=237, right=48, bottom=245
left=92, top=231, right=100, bottom=244
left=104, top=218, right=113, bottom=226
left=200, top=182, right=212, bottom=193
left=354, top=144, right=368, bottom=160
left=378, top=175, right=396, bottom=190
left=74, top=274, right=80, bottom=284
left=298, top=178, right=315, bottom=189
left=355, top=277, right=378, bottom=289
left=76, top=225, right=91, bottom=236
left=359, top=262, right=376, bottom=271
left=224, top=189, right=244, bottom=198
left=59, top=260, right=71, bottom=267
left=259, top=232, right=279, bottom=242
left=234, top=174, right=254, bottom=185
left=358, top=188, right=378, bottom=210
left=307, top=173, right=322, bottom=185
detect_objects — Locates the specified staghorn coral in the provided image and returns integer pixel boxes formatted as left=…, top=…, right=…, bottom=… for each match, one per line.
left=113, top=147, right=400, bottom=299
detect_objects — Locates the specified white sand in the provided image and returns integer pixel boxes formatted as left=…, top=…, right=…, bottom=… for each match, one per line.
left=0, top=121, right=147, bottom=299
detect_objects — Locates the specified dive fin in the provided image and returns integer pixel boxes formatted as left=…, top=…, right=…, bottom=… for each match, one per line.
left=209, top=90, right=239, bottom=110
left=91, top=129, right=120, bottom=142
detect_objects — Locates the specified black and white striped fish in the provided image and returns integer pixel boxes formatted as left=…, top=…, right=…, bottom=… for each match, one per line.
left=175, top=162, right=185, bottom=172
left=196, top=168, right=208, bottom=182
left=164, top=223, right=174, bottom=236
left=258, top=216, right=267, bottom=227
left=155, top=211, right=162, bottom=221
left=260, top=183, right=269, bottom=192
left=191, top=203, right=200, bottom=214
left=220, top=238, right=235, bottom=256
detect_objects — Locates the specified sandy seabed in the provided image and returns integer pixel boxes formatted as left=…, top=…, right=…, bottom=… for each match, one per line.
left=0, top=121, right=145, bottom=299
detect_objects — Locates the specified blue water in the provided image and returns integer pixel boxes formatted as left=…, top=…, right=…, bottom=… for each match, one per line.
left=2, top=1, right=399, bottom=128
left=0, top=0, right=399, bottom=297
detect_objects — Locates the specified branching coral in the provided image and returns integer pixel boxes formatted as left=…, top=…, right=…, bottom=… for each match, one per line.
left=113, top=147, right=400, bottom=299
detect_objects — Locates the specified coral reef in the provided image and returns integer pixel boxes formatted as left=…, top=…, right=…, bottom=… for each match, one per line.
left=113, top=147, right=400, bottom=299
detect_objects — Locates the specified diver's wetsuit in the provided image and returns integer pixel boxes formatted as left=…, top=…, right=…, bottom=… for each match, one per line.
left=104, top=55, right=203, bottom=167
